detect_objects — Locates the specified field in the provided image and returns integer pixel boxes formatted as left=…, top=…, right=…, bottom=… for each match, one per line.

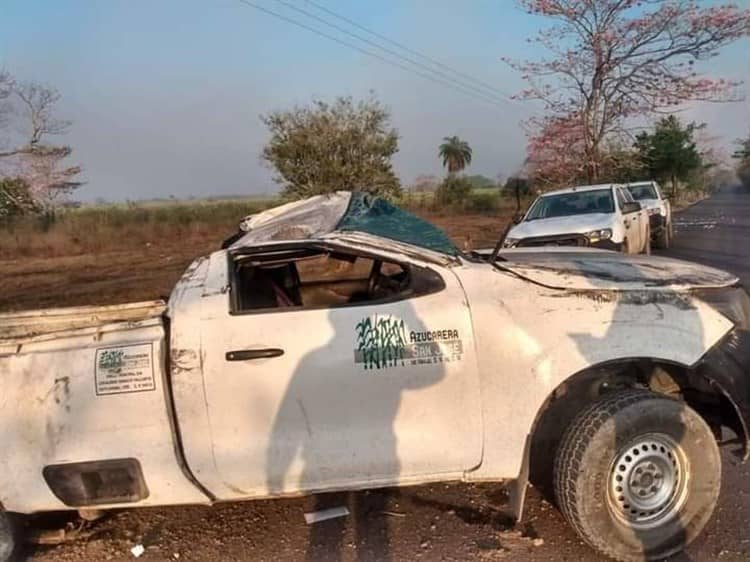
left=0, top=196, right=516, bottom=312
left=0, top=186, right=713, bottom=313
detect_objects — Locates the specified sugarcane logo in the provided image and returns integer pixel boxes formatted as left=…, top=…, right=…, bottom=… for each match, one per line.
left=98, top=349, right=124, bottom=370
left=355, top=315, right=408, bottom=370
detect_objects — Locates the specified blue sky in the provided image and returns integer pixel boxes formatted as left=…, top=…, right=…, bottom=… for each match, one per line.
left=1, top=0, right=749, bottom=201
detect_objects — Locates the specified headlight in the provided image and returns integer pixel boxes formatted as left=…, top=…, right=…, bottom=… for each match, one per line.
left=503, top=238, right=519, bottom=248
left=586, top=229, right=612, bottom=243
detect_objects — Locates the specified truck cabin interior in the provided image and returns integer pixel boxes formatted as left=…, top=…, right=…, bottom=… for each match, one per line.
left=229, top=247, right=443, bottom=312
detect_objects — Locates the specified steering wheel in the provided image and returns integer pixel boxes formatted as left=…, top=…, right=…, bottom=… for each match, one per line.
left=367, top=260, right=383, bottom=298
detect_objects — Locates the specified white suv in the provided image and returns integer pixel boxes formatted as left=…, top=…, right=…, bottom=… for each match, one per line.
left=504, top=183, right=650, bottom=254
left=627, top=180, right=673, bottom=249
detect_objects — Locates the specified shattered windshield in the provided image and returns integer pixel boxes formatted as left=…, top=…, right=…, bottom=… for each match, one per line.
left=336, top=192, right=459, bottom=256
left=628, top=184, right=658, bottom=200
left=525, top=189, right=615, bottom=221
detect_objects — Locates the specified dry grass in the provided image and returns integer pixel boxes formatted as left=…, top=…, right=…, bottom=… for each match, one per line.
left=0, top=193, right=520, bottom=260
left=0, top=198, right=512, bottom=312
left=0, top=199, right=273, bottom=259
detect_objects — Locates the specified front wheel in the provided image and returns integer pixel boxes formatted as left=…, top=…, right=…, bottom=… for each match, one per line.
left=554, top=390, right=721, bottom=561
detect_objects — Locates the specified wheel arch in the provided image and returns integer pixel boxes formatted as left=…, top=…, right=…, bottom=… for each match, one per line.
left=522, top=357, right=746, bottom=505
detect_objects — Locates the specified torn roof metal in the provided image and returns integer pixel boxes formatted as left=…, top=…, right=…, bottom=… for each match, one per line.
left=229, top=191, right=459, bottom=257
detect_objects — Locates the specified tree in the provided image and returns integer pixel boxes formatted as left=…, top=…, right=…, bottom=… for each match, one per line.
left=508, top=1, right=750, bottom=183
left=464, top=174, right=497, bottom=190
left=0, top=177, right=38, bottom=220
left=261, top=95, right=401, bottom=199
left=409, top=174, right=439, bottom=192
left=635, top=115, right=702, bottom=197
left=0, top=71, right=13, bottom=130
left=733, top=132, right=750, bottom=187
left=524, top=114, right=643, bottom=187
left=438, top=136, right=472, bottom=175
left=734, top=133, right=750, bottom=161
left=436, top=175, right=472, bottom=206
left=0, top=78, right=82, bottom=206
left=525, top=113, right=588, bottom=187
left=504, top=175, right=532, bottom=211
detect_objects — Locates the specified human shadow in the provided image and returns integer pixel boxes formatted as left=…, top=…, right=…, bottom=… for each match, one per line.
left=265, top=301, right=446, bottom=561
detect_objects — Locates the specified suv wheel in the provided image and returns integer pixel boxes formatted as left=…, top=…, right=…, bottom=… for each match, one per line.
left=554, top=390, right=720, bottom=561
left=654, top=225, right=670, bottom=249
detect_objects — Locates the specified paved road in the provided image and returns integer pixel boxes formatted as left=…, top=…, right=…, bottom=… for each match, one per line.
left=28, top=186, right=750, bottom=562
left=661, top=184, right=750, bottom=285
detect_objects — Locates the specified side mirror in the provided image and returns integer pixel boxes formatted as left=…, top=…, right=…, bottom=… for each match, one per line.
left=512, top=213, right=524, bottom=224
left=622, top=201, right=642, bottom=214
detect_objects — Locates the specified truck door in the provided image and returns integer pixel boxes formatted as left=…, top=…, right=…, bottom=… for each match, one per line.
left=617, top=187, right=643, bottom=252
left=180, top=246, right=482, bottom=499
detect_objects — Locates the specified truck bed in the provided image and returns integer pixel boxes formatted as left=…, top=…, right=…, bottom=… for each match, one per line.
left=0, top=297, right=208, bottom=513
left=0, top=300, right=166, bottom=344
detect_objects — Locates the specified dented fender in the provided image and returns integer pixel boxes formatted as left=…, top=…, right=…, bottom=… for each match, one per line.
left=694, top=329, right=750, bottom=460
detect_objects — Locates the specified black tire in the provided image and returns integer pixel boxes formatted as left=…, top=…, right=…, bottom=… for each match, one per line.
left=554, top=390, right=720, bottom=562
left=654, top=225, right=670, bottom=249
left=0, top=511, right=18, bottom=562
left=621, top=239, right=630, bottom=254
left=643, top=227, right=651, bottom=255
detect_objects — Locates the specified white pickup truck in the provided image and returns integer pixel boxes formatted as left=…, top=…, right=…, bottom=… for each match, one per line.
left=627, top=181, right=673, bottom=249
left=2, top=191, right=750, bottom=562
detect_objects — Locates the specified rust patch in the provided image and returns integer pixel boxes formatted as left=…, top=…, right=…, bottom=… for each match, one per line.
left=170, top=348, right=199, bottom=376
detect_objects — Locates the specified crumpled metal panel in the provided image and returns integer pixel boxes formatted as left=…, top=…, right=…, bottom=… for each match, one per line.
left=230, top=192, right=352, bottom=248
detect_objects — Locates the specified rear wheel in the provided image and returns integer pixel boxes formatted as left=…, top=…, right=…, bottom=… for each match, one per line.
left=554, top=390, right=721, bottom=561
left=643, top=227, right=651, bottom=255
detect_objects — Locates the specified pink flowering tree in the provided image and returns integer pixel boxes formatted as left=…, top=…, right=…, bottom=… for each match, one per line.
left=506, top=0, right=750, bottom=186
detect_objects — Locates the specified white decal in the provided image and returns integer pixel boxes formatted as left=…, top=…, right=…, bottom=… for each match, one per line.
left=95, top=343, right=156, bottom=395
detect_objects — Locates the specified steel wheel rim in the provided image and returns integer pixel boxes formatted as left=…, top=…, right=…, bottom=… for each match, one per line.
left=607, top=433, right=689, bottom=530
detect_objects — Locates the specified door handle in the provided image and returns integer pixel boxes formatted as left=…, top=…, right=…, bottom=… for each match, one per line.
left=226, top=348, right=284, bottom=361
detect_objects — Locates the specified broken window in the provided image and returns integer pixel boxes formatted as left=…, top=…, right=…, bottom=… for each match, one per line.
left=229, top=247, right=444, bottom=313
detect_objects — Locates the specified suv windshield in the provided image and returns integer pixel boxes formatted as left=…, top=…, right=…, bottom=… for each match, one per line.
left=628, top=183, right=658, bottom=200
left=525, top=189, right=614, bottom=221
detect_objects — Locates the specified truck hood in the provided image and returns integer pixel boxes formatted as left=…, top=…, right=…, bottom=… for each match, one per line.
left=509, top=213, right=613, bottom=239
left=495, top=250, right=738, bottom=291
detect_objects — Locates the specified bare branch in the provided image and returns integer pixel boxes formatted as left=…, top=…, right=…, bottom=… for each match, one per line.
left=13, top=81, right=71, bottom=146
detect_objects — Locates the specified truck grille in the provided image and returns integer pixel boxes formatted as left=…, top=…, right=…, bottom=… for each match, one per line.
left=516, top=234, right=589, bottom=248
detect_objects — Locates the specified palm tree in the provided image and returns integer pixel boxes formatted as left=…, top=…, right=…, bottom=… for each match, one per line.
left=439, top=136, right=472, bottom=175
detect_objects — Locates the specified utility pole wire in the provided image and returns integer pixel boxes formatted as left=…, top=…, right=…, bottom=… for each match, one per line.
left=235, top=0, right=516, bottom=111
left=302, top=0, right=513, bottom=102
left=275, top=0, right=517, bottom=106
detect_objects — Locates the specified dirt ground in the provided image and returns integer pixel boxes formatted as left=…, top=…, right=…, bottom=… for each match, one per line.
left=20, top=454, right=750, bottom=562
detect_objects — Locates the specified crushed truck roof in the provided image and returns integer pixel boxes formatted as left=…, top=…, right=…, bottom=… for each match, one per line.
left=229, top=191, right=459, bottom=257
